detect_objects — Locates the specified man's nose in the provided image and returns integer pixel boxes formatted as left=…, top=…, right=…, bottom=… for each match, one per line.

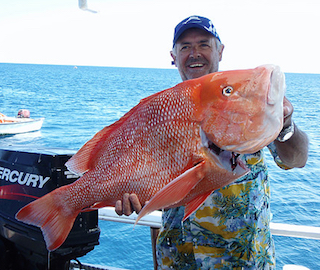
left=190, top=47, right=201, bottom=58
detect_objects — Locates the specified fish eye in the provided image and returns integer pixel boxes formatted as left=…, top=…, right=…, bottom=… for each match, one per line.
left=222, top=86, right=233, bottom=96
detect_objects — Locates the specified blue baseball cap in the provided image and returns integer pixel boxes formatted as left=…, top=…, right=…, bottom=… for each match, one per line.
left=173, top=15, right=221, bottom=46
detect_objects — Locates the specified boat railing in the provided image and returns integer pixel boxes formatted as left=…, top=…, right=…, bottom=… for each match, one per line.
left=99, top=207, right=320, bottom=239
left=98, top=207, right=320, bottom=270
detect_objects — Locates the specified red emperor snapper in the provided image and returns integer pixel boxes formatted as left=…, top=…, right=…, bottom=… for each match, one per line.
left=16, top=65, right=286, bottom=251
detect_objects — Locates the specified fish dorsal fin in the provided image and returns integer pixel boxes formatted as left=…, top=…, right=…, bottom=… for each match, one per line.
left=65, top=124, right=118, bottom=174
left=134, top=161, right=206, bottom=225
left=65, top=93, right=164, bottom=175
left=183, top=191, right=212, bottom=221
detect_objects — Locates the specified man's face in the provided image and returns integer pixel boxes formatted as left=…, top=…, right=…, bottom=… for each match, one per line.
left=171, top=28, right=224, bottom=81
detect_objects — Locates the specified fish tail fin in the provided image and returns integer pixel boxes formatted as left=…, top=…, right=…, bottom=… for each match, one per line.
left=15, top=191, right=78, bottom=251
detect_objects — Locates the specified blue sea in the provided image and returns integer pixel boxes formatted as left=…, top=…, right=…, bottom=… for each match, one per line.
left=0, top=63, right=319, bottom=270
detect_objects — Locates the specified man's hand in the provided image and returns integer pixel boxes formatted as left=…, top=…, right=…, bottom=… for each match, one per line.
left=115, top=193, right=142, bottom=216
left=274, top=96, right=308, bottom=168
left=283, top=96, right=294, bottom=128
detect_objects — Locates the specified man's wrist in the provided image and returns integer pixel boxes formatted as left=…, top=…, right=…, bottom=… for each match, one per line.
left=276, top=121, right=295, bottom=142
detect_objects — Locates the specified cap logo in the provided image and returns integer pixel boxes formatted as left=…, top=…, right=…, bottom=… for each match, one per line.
left=183, top=15, right=202, bottom=25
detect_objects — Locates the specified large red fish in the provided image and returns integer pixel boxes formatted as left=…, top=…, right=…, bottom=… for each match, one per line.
left=16, top=65, right=285, bottom=251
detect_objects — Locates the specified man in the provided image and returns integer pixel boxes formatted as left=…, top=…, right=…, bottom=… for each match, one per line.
left=116, top=16, right=309, bottom=269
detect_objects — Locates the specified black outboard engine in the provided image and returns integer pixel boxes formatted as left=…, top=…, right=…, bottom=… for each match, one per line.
left=0, top=146, right=100, bottom=270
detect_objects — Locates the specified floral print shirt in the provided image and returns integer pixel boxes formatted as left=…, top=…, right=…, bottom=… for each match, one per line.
left=156, top=144, right=285, bottom=269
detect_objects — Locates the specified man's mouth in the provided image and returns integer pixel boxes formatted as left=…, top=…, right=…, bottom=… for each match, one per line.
left=189, top=63, right=204, bottom=68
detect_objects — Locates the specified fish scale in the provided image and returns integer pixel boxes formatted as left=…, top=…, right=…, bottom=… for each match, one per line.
left=16, top=65, right=285, bottom=251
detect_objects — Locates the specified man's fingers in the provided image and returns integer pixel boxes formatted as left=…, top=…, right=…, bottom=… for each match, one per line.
left=122, top=193, right=133, bottom=216
left=129, top=193, right=142, bottom=214
left=283, top=97, right=293, bottom=117
left=115, top=193, right=143, bottom=216
left=115, top=200, right=123, bottom=216
left=283, top=97, right=294, bottom=127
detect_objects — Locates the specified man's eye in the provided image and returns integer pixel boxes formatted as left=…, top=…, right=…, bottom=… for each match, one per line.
left=181, top=46, right=190, bottom=51
left=200, top=43, right=210, bottom=48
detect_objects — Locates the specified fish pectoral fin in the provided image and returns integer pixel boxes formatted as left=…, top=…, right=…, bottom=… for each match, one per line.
left=134, top=161, right=206, bottom=225
left=183, top=191, right=212, bottom=221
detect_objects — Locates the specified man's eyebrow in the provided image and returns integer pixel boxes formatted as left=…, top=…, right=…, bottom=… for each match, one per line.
left=180, top=41, right=191, bottom=46
left=179, top=39, right=210, bottom=45
left=198, top=39, right=210, bottom=43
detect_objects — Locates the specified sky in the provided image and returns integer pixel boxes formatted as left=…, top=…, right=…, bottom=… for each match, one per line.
left=1, top=0, right=320, bottom=74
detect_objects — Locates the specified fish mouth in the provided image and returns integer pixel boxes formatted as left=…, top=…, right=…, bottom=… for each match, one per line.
left=200, top=128, right=249, bottom=176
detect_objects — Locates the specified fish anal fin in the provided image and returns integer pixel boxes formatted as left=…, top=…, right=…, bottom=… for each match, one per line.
left=135, top=161, right=206, bottom=225
left=80, top=201, right=112, bottom=212
left=183, top=191, right=212, bottom=221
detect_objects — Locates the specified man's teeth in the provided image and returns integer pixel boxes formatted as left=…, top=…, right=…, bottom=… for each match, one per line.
left=189, top=63, right=204, bottom=68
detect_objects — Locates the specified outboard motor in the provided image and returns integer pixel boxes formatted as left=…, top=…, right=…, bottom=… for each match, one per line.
left=0, top=146, right=100, bottom=270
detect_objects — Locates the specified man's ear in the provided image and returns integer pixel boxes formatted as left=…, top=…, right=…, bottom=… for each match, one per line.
left=219, top=44, right=225, bottom=62
left=170, top=51, right=177, bottom=66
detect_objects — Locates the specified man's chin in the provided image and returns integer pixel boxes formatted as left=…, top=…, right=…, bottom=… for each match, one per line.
left=185, top=67, right=208, bottom=80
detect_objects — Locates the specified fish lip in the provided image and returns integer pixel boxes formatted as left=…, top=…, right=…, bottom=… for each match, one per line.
left=268, top=65, right=286, bottom=105
left=200, top=128, right=249, bottom=175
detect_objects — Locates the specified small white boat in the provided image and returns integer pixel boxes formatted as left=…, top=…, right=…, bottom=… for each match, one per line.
left=0, top=110, right=44, bottom=135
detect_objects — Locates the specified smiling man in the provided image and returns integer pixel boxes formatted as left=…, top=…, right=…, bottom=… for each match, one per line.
left=170, top=16, right=224, bottom=81
left=116, top=15, right=308, bottom=269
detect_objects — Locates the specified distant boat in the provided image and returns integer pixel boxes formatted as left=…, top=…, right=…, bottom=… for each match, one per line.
left=0, top=110, right=44, bottom=135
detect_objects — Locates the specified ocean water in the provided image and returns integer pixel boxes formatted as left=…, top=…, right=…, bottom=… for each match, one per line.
left=0, top=63, right=319, bottom=269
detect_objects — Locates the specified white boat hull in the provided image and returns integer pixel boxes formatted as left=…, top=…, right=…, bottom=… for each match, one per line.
left=0, top=118, right=44, bottom=135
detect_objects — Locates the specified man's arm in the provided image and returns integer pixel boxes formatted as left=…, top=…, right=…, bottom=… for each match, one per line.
left=274, top=97, right=309, bottom=168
